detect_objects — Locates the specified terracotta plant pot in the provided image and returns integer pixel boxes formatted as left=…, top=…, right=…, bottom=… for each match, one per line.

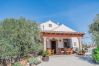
left=42, top=56, right=49, bottom=62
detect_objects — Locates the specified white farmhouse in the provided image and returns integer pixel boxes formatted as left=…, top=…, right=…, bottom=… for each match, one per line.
left=40, top=20, right=84, bottom=55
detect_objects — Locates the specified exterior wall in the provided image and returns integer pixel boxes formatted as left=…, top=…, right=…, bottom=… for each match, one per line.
left=78, top=37, right=83, bottom=50
left=46, top=38, right=64, bottom=49
left=46, top=38, right=51, bottom=48
left=45, top=37, right=80, bottom=50
left=57, top=39, right=64, bottom=48
left=40, top=20, right=58, bottom=31
left=43, top=37, right=47, bottom=51
left=71, top=37, right=80, bottom=50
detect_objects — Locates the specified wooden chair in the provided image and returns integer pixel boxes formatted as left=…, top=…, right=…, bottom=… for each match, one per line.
left=51, top=49, right=54, bottom=55
left=47, top=48, right=54, bottom=56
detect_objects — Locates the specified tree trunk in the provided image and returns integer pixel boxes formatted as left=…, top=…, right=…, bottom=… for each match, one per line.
left=29, top=63, right=32, bottom=66
left=2, top=59, right=7, bottom=66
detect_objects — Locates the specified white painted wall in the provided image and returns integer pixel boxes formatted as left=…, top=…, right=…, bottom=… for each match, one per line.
left=46, top=38, right=64, bottom=49
left=46, top=39, right=51, bottom=48
left=43, top=37, right=47, bottom=51
left=57, top=39, right=64, bottom=48
left=40, top=20, right=58, bottom=31
left=71, top=37, right=79, bottom=50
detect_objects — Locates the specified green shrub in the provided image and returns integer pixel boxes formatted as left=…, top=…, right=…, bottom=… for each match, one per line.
left=12, top=62, right=22, bottom=66
left=42, top=51, right=48, bottom=57
left=92, top=48, right=99, bottom=63
left=28, top=57, right=41, bottom=65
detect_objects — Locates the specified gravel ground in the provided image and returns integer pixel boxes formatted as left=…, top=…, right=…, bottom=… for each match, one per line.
left=37, top=55, right=99, bottom=66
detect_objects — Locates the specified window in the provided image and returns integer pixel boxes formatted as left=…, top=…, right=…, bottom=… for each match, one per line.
left=49, top=24, right=52, bottom=27
left=63, top=39, right=71, bottom=48
left=74, top=42, right=76, bottom=46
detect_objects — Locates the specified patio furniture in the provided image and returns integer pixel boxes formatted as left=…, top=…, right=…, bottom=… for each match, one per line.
left=60, top=48, right=65, bottom=55
left=47, top=48, right=54, bottom=56
left=56, top=48, right=65, bottom=55
left=66, top=48, right=73, bottom=55
left=56, top=48, right=61, bottom=55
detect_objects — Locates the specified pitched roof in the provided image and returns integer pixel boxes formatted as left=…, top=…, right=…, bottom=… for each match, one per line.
left=52, top=24, right=76, bottom=32
left=40, top=20, right=58, bottom=26
left=40, top=20, right=76, bottom=32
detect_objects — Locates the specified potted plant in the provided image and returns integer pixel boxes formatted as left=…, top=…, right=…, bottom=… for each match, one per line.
left=42, top=51, right=49, bottom=62
left=28, top=57, right=41, bottom=66
left=77, top=49, right=85, bottom=55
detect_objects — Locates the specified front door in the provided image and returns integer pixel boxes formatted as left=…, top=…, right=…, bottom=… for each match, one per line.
left=51, top=41, right=56, bottom=54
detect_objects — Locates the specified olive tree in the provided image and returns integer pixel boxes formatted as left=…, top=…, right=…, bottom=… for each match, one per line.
left=0, top=17, right=43, bottom=66
left=89, top=14, right=99, bottom=48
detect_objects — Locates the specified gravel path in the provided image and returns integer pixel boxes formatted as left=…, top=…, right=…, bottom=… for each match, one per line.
left=38, top=55, right=99, bottom=66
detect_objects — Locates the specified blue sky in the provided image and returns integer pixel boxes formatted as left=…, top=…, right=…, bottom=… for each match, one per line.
left=0, top=0, right=99, bottom=44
